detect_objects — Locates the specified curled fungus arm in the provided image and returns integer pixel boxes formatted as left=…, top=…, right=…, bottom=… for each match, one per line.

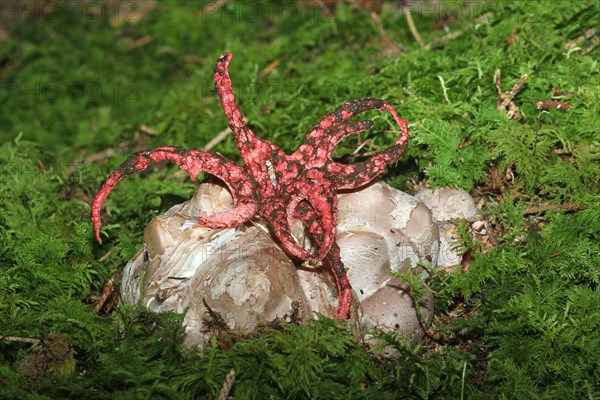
left=91, top=147, right=257, bottom=243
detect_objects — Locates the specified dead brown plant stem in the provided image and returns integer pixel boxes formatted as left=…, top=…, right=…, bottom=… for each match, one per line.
left=404, top=6, right=425, bottom=48
left=258, top=60, right=280, bottom=78
left=201, top=126, right=234, bottom=152
left=0, top=336, right=40, bottom=345
left=217, top=370, right=236, bottom=400
left=525, top=202, right=585, bottom=214
left=370, top=11, right=394, bottom=50
left=166, top=124, right=238, bottom=181
left=98, top=249, right=113, bottom=262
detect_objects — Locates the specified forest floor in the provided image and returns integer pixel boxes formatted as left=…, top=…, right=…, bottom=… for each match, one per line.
left=1, top=1, right=598, bottom=398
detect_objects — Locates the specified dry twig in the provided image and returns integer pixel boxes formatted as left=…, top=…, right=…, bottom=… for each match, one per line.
left=496, top=70, right=529, bottom=120
left=0, top=336, right=40, bottom=345
left=93, top=278, right=116, bottom=314
left=165, top=124, right=238, bottom=181
left=217, top=370, right=236, bottom=400
left=258, top=60, right=280, bottom=78
left=201, top=125, right=234, bottom=152
left=404, top=6, right=424, bottom=48
left=552, top=86, right=579, bottom=98
left=536, top=100, right=571, bottom=111
left=525, top=202, right=585, bottom=214
left=370, top=11, right=403, bottom=54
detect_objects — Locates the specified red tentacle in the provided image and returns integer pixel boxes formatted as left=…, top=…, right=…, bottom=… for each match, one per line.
left=328, top=102, right=409, bottom=189
left=292, top=99, right=409, bottom=189
left=264, top=182, right=337, bottom=262
left=213, top=52, right=279, bottom=193
left=295, top=201, right=351, bottom=318
left=213, top=53, right=250, bottom=140
left=327, top=242, right=353, bottom=319
left=91, top=146, right=257, bottom=243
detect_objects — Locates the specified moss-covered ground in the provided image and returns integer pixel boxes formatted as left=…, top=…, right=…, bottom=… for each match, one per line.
left=1, top=1, right=598, bottom=398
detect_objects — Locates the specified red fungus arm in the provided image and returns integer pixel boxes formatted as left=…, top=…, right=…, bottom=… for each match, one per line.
left=213, top=53, right=247, bottom=136
left=326, top=242, right=353, bottom=319
left=91, top=146, right=257, bottom=243
left=91, top=52, right=411, bottom=321
left=334, top=102, right=409, bottom=189
left=213, top=52, right=278, bottom=193
left=294, top=201, right=352, bottom=318
left=308, top=100, right=409, bottom=189
left=292, top=99, right=409, bottom=176
left=266, top=182, right=337, bottom=262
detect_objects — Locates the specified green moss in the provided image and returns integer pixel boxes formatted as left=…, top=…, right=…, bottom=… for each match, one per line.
left=1, top=1, right=599, bottom=398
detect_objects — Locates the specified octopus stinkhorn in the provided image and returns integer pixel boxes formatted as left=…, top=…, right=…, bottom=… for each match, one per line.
left=121, top=180, right=440, bottom=347
left=92, top=53, right=410, bottom=319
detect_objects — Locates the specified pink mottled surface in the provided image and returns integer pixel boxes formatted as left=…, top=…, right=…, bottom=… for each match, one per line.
left=91, top=53, right=409, bottom=318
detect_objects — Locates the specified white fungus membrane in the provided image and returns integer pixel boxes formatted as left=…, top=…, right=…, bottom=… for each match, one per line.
left=122, top=180, right=446, bottom=348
